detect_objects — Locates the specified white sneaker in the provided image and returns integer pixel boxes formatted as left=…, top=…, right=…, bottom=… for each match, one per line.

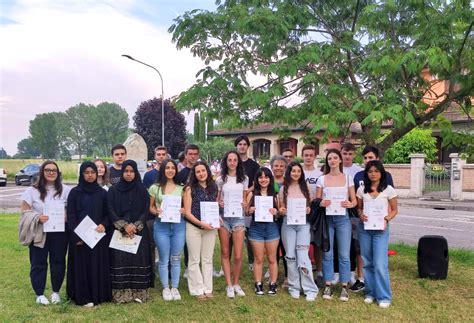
left=379, top=301, right=391, bottom=309
left=36, top=295, right=50, bottom=305
left=264, top=269, right=270, bottom=279
left=364, top=296, right=374, bottom=304
left=183, top=268, right=189, bottom=279
left=226, top=286, right=235, bottom=298
left=134, top=298, right=143, bottom=303
left=83, top=302, right=94, bottom=308
left=213, top=269, right=222, bottom=277
left=306, top=295, right=316, bottom=302
left=233, top=285, right=246, bottom=297
left=51, top=292, right=61, bottom=304
left=170, top=288, right=181, bottom=301
left=162, top=287, right=173, bottom=301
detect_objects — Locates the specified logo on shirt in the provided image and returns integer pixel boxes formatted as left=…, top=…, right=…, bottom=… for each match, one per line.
left=306, top=178, right=318, bottom=185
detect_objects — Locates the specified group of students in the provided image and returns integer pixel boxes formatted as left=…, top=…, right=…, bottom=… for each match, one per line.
left=20, top=135, right=397, bottom=309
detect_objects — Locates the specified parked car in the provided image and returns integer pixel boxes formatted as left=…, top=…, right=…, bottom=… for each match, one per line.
left=15, top=164, right=41, bottom=186
left=0, top=168, right=7, bottom=186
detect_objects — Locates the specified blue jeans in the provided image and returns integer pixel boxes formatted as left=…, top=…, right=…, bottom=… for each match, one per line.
left=323, top=215, right=352, bottom=284
left=358, top=222, right=392, bottom=302
left=153, top=219, right=186, bottom=288
left=281, top=220, right=318, bottom=298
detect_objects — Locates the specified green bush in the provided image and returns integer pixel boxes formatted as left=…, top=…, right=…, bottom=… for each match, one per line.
left=384, top=128, right=437, bottom=164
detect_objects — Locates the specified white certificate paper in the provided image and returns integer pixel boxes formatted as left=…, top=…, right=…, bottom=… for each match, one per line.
left=43, top=202, right=65, bottom=232
left=224, top=189, right=243, bottom=218
left=200, top=201, right=220, bottom=228
left=255, top=196, right=273, bottom=222
left=74, top=215, right=106, bottom=249
left=287, top=198, right=307, bottom=225
left=109, top=230, right=142, bottom=254
left=324, top=187, right=347, bottom=216
left=364, top=200, right=386, bottom=230
left=161, top=195, right=182, bottom=223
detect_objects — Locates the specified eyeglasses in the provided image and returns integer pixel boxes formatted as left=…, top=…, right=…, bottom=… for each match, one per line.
left=44, top=169, right=58, bottom=174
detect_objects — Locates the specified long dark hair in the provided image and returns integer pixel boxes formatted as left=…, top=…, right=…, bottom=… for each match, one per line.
left=93, top=158, right=109, bottom=185
left=155, top=158, right=179, bottom=190
left=33, top=160, right=63, bottom=201
left=324, top=148, right=343, bottom=175
left=283, top=162, right=310, bottom=206
left=220, top=150, right=246, bottom=183
left=363, top=160, right=388, bottom=194
left=253, top=167, right=276, bottom=197
left=186, top=160, right=217, bottom=196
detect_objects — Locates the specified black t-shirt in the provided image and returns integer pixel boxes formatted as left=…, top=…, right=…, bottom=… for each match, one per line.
left=109, top=166, right=123, bottom=186
left=176, top=167, right=192, bottom=185
left=243, top=158, right=260, bottom=187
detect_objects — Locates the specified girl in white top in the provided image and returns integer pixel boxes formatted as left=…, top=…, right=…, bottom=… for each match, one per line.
left=216, top=150, right=249, bottom=298
left=316, top=149, right=356, bottom=302
left=20, top=161, right=71, bottom=305
left=94, top=159, right=109, bottom=190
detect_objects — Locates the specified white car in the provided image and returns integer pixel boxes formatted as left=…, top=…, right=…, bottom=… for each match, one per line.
left=0, top=168, right=7, bottom=187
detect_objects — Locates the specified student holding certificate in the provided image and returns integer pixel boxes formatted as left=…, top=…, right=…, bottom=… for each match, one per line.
left=216, top=151, right=249, bottom=298
left=66, top=162, right=111, bottom=307
left=148, top=159, right=185, bottom=301
left=107, top=160, right=154, bottom=303
left=20, top=161, right=71, bottom=305
left=356, top=160, right=398, bottom=309
left=316, top=149, right=357, bottom=302
left=245, top=167, right=279, bottom=296
left=278, top=162, right=319, bottom=301
left=183, top=161, right=219, bottom=300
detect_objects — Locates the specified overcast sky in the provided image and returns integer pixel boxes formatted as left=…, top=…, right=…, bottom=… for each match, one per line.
left=0, top=0, right=217, bottom=155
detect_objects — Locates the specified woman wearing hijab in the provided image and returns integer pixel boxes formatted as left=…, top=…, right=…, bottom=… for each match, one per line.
left=107, top=160, right=154, bottom=303
left=66, top=162, right=111, bottom=307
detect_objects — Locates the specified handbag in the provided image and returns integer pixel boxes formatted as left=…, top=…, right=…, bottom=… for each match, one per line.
left=309, top=199, right=330, bottom=252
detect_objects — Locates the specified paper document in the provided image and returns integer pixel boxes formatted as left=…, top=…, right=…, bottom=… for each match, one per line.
left=364, top=199, right=386, bottom=230
left=161, top=195, right=182, bottom=223
left=324, top=187, right=347, bottom=215
left=74, top=215, right=106, bottom=249
left=287, top=198, right=306, bottom=225
left=255, top=196, right=274, bottom=222
left=109, top=230, right=142, bottom=254
left=224, top=189, right=243, bottom=218
left=43, top=202, right=65, bottom=232
left=200, top=201, right=220, bottom=228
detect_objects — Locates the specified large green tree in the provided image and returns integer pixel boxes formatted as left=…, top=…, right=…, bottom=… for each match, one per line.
left=63, top=103, right=96, bottom=159
left=170, top=0, right=473, bottom=153
left=29, top=112, right=64, bottom=159
left=16, top=137, right=41, bottom=158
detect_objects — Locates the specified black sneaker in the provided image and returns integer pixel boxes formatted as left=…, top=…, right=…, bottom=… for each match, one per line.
left=255, top=282, right=264, bottom=296
left=268, top=282, right=277, bottom=296
left=349, top=280, right=365, bottom=293
left=322, top=286, right=333, bottom=300
left=315, top=275, right=325, bottom=288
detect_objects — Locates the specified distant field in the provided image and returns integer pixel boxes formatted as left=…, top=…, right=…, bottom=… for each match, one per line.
left=0, top=159, right=79, bottom=181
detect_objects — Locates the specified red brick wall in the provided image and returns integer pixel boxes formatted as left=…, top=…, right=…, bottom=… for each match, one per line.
left=385, top=165, right=411, bottom=189
left=462, top=166, right=474, bottom=192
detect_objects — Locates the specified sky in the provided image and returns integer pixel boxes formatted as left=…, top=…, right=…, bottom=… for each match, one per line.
left=0, top=0, right=217, bottom=155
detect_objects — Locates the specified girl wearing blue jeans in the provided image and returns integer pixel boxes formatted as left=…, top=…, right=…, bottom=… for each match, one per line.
left=149, top=159, right=185, bottom=301
left=356, top=160, right=398, bottom=308
left=316, top=149, right=357, bottom=302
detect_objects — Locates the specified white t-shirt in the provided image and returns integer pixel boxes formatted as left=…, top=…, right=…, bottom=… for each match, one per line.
left=216, top=175, right=249, bottom=224
left=356, top=185, right=397, bottom=217
left=316, top=174, right=355, bottom=189
left=21, top=185, right=71, bottom=214
left=343, top=164, right=363, bottom=179
left=304, top=168, right=322, bottom=199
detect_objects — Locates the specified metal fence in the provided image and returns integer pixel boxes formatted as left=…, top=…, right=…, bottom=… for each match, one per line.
left=424, top=164, right=450, bottom=195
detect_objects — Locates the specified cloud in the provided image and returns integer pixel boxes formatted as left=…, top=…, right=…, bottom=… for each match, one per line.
left=0, top=0, right=209, bottom=155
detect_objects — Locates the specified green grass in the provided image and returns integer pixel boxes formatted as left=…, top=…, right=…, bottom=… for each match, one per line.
left=0, top=159, right=79, bottom=181
left=1, top=213, right=473, bottom=322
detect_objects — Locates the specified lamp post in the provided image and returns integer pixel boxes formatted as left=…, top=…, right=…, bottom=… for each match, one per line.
left=122, top=54, right=165, bottom=146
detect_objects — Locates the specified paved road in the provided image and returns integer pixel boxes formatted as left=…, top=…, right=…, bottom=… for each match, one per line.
left=1, top=184, right=473, bottom=250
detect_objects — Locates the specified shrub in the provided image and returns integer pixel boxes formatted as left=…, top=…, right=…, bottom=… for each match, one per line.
left=384, top=128, right=437, bottom=164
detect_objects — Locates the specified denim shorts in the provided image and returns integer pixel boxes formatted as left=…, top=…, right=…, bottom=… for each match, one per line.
left=221, top=217, right=246, bottom=232
left=248, top=221, right=280, bottom=243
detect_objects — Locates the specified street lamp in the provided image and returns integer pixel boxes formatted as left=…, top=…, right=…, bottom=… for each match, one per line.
left=122, top=54, right=165, bottom=146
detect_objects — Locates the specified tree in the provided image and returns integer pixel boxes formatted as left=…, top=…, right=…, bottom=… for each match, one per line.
left=194, top=112, right=202, bottom=142
left=92, top=102, right=130, bottom=156
left=169, top=1, right=473, bottom=154
left=384, top=128, right=437, bottom=163
left=16, top=137, right=40, bottom=158
left=196, top=137, right=235, bottom=163
left=133, top=98, right=187, bottom=159
left=29, top=112, right=64, bottom=159
left=0, top=147, right=9, bottom=159
left=63, top=103, right=96, bottom=159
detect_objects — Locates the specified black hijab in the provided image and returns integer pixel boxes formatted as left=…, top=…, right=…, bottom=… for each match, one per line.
left=77, top=161, right=102, bottom=193
left=116, top=160, right=142, bottom=192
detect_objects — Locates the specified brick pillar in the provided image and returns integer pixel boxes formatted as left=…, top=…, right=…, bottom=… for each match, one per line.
left=409, top=153, right=425, bottom=197
left=450, top=153, right=466, bottom=200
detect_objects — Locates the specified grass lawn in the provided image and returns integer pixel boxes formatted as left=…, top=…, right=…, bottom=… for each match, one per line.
left=1, top=213, right=473, bottom=322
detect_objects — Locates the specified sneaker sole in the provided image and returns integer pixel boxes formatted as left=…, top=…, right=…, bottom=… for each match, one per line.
left=349, top=287, right=365, bottom=293
left=340, top=297, right=349, bottom=302
left=322, top=295, right=333, bottom=300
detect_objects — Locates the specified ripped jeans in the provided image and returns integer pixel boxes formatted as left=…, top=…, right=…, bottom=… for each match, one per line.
left=154, top=219, right=186, bottom=289
left=282, top=220, right=319, bottom=298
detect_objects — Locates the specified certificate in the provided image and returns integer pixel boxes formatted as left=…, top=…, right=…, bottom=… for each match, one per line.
left=74, top=216, right=106, bottom=249
left=224, top=189, right=243, bottom=218
left=364, top=199, right=386, bottom=230
left=255, top=196, right=273, bottom=222
left=324, top=187, right=347, bottom=216
left=43, top=201, right=65, bottom=232
left=200, top=201, right=220, bottom=228
left=161, top=195, right=182, bottom=223
left=109, top=230, right=142, bottom=254
left=287, top=198, right=306, bottom=225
